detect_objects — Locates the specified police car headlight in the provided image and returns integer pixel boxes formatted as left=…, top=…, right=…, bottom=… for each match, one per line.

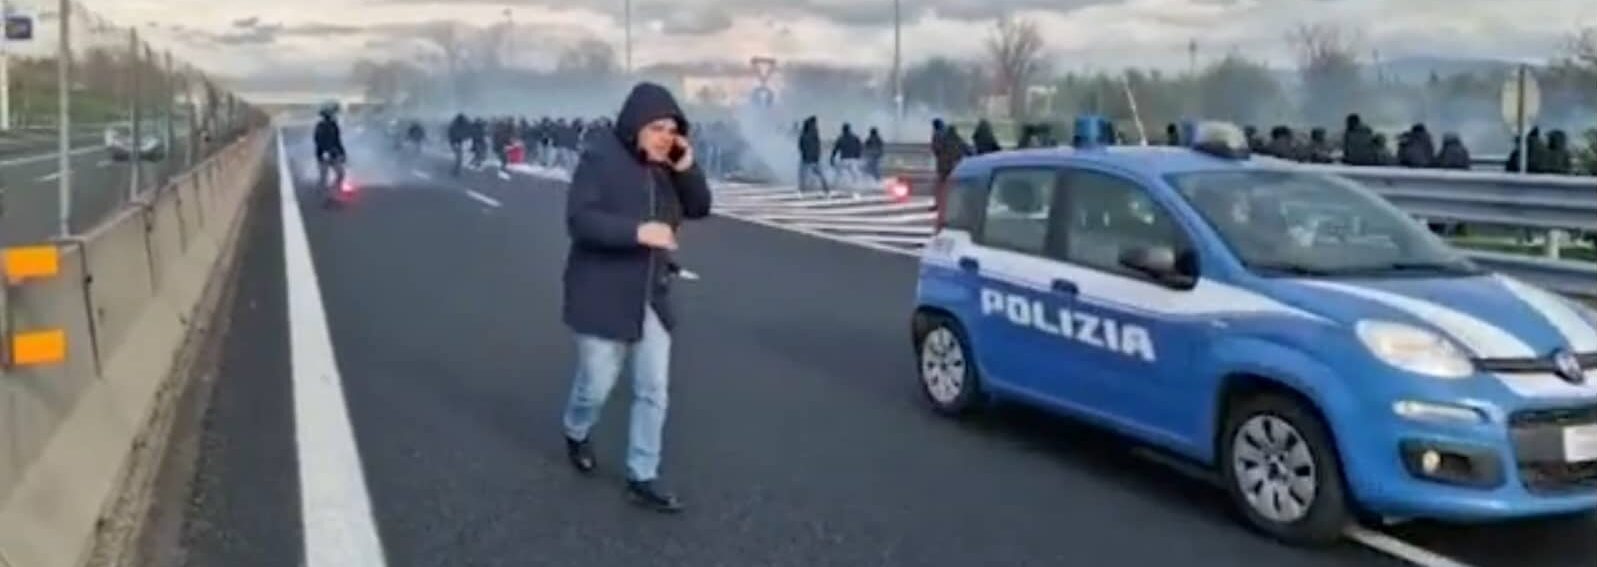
left=1356, top=321, right=1474, bottom=379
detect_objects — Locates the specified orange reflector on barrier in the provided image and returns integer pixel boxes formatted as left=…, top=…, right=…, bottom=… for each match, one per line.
left=3, top=245, right=60, bottom=284
left=11, top=329, right=66, bottom=367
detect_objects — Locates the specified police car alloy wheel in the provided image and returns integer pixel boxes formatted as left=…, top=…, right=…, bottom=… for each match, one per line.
left=916, top=319, right=981, bottom=415
left=1220, top=393, right=1351, bottom=546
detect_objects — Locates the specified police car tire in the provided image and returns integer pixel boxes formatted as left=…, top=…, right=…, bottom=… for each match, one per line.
left=914, top=317, right=983, bottom=416
left=1220, top=394, right=1351, bottom=547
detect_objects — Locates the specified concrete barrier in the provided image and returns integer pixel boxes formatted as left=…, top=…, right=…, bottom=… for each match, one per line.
left=0, top=129, right=272, bottom=567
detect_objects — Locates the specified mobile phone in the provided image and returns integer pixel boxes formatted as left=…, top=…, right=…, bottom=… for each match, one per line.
left=668, top=135, right=688, bottom=162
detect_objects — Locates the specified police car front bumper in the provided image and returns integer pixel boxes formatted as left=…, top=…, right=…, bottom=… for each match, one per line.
left=1350, top=399, right=1597, bottom=522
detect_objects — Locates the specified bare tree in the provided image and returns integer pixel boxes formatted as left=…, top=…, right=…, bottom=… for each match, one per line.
left=1287, top=23, right=1364, bottom=126
left=986, top=15, right=1046, bottom=120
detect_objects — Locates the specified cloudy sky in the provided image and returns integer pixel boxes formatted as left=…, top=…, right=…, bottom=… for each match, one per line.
left=63, top=0, right=1597, bottom=94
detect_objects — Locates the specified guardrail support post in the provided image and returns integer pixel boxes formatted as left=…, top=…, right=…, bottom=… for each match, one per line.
left=1545, top=230, right=1564, bottom=260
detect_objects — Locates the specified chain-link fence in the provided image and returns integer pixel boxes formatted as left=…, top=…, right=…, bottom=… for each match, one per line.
left=0, top=0, right=265, bottom=247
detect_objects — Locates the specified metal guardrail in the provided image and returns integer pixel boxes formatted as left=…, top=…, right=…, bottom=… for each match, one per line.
left=1296, top=164, right=1597, bottom=232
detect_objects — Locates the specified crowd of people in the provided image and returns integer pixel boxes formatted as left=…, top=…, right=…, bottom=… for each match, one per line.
left=919, top=113, right=1589, bottom=181
left=794, top=116, right=889, bottom=197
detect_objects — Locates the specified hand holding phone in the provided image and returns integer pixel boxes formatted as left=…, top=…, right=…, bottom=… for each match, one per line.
left=669, top=135, right=694, bottom=173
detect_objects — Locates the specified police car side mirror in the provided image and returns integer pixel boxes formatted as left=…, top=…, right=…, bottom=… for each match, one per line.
left=1119, top=245, right=1195, bottom=288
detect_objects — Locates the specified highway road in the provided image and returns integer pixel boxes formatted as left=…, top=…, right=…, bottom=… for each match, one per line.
left=0, top=140, right=195, bottom=247
left=161, top=128, right=1593, bottom=567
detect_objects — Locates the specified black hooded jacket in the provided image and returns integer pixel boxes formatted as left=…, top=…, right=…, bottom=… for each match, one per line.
left=799, top=117, right=822, bottom=164
left=313, top=116, right=344, bottom=160
left=563, top=82, right=713, bottom=342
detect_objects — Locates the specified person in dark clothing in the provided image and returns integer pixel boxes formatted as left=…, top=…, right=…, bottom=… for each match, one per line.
left=972, top=120, right=1001, bottom=154
left=1341, top=114, right=1376, bottom=166
left=1243, top=125, right=1266, bottom=154
left=1541, top=130, right=1573, bottom=174
left=1306, top=128, right=1335, bottom=163
left=1165, top=123, right=1182, bottom=146
left=938, top=125, right=973, bottom=169
left=1371, top=133, right=1395, bottom=166
left=863, top=128, right=885, bottom=181
left=313, top=104, right=346, bottom=196
left=830, top=123, right=865, bottom=192
left=448, top=113, right=471, bottom=176
left=469, top=119, right=488, bottom=168
left=1398, top=124, right=1435, bottom=168
left=1435, top=133, right=1471, bottom=170
left=798, top=116, right=828, bottom=195
left=1506, top=128, right=1545, bottom=173
left=1264, top=126, right=1299, bottom=161
left=561, top=82, right=712, bottom=514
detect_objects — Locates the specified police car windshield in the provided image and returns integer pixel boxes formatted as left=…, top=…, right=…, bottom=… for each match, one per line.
left=1167, top=170, right=1479, bottom=277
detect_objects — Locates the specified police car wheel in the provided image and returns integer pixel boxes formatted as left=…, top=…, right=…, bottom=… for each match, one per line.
left=1220, top=394, right=1350, bottom=546
left=915, top=318, right=981, bottom=415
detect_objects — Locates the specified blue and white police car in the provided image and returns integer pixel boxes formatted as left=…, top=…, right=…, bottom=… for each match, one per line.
left=911, top=121, right=1597, bottom=545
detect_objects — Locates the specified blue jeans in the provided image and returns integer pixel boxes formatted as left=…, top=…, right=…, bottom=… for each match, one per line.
left=562, top=308, right=672, bottom=482
left=799, top=162, right=829, bottom=194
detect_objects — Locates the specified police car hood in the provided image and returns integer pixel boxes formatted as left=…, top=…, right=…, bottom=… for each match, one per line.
left=1266, top=274, right=1597, bottom=359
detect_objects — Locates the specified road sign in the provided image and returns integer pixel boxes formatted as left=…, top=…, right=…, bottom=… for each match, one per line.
left=4, top=15, right=31, bottom=41
left=1500, top=67, right=1541, bottom=128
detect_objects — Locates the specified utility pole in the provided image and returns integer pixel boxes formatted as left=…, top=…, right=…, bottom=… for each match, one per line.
left=2, top=0, right=12, bottom=132
left=891, top=0, right=902, bottom=141
left=623, top=0, right=633, bottom=74
left=55, top=0, right=69, bottom=237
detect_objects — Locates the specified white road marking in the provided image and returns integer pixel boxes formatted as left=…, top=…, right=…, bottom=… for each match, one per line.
left=412, top=169, right=432, bottom=180
left=497, top=170, right=512, bottom=181
left=465, top=189, right=502, bottom=208
left=1344, top=526, right=1475, bottom=567
left=677, top=268, right=700, bottom=281
left=712, top=206, right=920, bottom=258
left=276, top=129, right=390, bottom=567
left=0, top=145, right=102, bottom=168
left=35, top=171, right=61, bottom=182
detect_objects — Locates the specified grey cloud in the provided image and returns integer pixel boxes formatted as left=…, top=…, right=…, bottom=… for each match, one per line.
left=233, top=17, right=260, bottom=29
left=373, top=0, right=1121, bottom=29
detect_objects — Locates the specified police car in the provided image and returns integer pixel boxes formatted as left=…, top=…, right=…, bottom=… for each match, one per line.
left=911, top=120, right=1597, bottom=545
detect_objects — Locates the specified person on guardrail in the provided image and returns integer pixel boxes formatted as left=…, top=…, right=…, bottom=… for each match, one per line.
left=1341, top=114, right=1376, bottom=166
left=1435, top=133, right=1471, bottom=170
left=973, top=120, right=1002, bottom=155
left=1542, top=130, right=1573, bottom=175
left=313, top=104, right=346, bottom=199
left=560, top=81, right=712, bottom=514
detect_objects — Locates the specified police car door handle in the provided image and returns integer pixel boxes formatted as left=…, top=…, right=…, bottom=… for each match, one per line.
left=1051, top=278, right=1079, bottom=296
left=958, top=257, right=980, bottom=272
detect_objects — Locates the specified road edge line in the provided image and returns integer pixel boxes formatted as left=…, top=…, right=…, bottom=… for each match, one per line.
left=277, top=129, right=390, bottom=567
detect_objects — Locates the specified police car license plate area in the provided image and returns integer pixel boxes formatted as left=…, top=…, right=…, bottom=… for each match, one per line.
left=1564, top=425, right=1597, bottom=463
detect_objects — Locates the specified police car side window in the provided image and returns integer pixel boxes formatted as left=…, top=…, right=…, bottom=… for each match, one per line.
left=978, top=169, right=1057, bottom=255
left=1058, top=170, right=1190, bottom=279
left=943, top=175, right=987, bottom=233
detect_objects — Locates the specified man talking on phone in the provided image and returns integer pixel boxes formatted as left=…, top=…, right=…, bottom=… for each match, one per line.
left=560, top=82, right=712, bottom=513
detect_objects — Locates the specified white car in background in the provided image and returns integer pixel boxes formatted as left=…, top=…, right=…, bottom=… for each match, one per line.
left=105, top=123, right=166, bottom=162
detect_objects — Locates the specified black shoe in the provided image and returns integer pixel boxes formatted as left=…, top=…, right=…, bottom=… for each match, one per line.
left=625, top=480, right=683, bottom=514
left=565, top=436, right=596, bottom=474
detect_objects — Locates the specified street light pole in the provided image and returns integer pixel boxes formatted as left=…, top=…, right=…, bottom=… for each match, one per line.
left=623, top=0, right=633, bottom=75
left=891, top=0, right=902, bottom=141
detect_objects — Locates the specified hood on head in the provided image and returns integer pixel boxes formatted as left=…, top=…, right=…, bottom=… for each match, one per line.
left=614, top=82, right=689, bottom=156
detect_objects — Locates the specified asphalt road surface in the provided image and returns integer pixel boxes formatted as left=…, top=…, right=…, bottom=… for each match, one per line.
left=0, top=140, right=197, bottom=247
left=166, top=129, right=1593, bottom=567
